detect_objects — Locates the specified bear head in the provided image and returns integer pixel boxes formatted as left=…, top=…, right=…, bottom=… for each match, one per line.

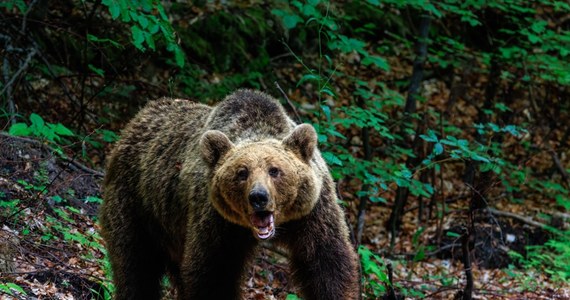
left=200, top=124, right=320, bottom=240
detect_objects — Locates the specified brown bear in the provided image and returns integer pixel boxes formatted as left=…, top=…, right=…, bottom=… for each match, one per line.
left=99, top=89, right=359, bottom=300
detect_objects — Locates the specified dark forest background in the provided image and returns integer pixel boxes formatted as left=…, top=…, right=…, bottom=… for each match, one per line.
left=1, top=0, right=569, bottom=299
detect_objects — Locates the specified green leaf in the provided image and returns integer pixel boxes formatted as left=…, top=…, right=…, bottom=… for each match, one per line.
left=322, top=105, right=331, bottom=121
left=412, top=226, right=425, bottom=245
left=88, top=64, right=105, bottom=76
left=137, top=14, right=149, bottom=29
left=41, top=126, right=57, bottom=141
left=53, top=123, right=74, bottom=136
left=320, top=87, right=335, bottom=97
left=555, top=194, right=570, bottom=209
left=434, top=143, right=444, bottom=155
left=51, top=195, right=63, bottom=204
left=157, top=2, right=168, bottom=20
left=87, top=34, right=122, bottom=48
left=297, top=74, right=320, bottom=86
left=322, top=151, right=343, bottom=166
left=99, top=129, right=119, bottom=142
left=420, top=130, right=438, bottom=142
left=1, top=282, right=27, bottom=296
left=283, top=14, right=302, bottom=29
left=470, top=153, right=490, bottom=163
left=494, top=102, right=511, bottom=112
left=413, top=246, right=425, bottom=262
left=530, top=20, right=547, bottom=33
left=362, top=55, right=390, bottom=71
left=527, top=33, right=541, bottom=44
left=148, top=23, right=160, bottom=34
left=144, top=31, right=156, bottom=50
left=8, top=123, right=30, bottom=136
left=30, top=113, right=44, bottom=129
left=104, top=0, right=121, bottom=19
left=131, top=25, right=145, bottom=50
left=302, top=4, right=317, bottom=17
left=85, top=196, right=103, bottom=204
left=424, top=183, right=434, bottom=195
left=446, top=231, right=461, bottom=238
left=270, top=9, right=286, bottom=17
left=173, top=46, right=185, bottom=67
left=370, top=196, right=387, bottom=203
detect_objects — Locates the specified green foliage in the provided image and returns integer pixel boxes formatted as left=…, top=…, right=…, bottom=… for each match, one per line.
left=85, top=196, right=103, bottom=204
left=0, top=0, right=26, bottom=13
left=359, top=245, right=389, bottom=297
left=0, top=199, right=20, bottom=219
left=9, top=113, right=74, bottom=144
left=100, top=0, right=185, bottom=67
left=2, top=0, right=570, bottom=297
left=511, top=231, right=570, bottom=282
left=84, top=129, right=120, bottom=152
left=0, top=282, right=27, bottom=297
left=274, top=1, right=419, bottom=208
left=99, top=250, right=115, bottom=300
left=17, top=179, right=46, bottom=194
left=171, top=4, right=275, bottom=99
left=270, top=0, right=570, bottom=296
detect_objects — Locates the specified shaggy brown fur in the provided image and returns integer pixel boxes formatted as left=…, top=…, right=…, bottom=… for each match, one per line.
left=99, top=89, right=359, bottom=300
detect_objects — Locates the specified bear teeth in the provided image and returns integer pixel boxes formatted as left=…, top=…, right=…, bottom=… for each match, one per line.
left=256, top=225, right=274, bottom=239
left=251, top=212, right=275, bottom=239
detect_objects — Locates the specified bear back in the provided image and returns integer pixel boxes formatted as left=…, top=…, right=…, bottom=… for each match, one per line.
left=204, top=89, right=296, bottom=142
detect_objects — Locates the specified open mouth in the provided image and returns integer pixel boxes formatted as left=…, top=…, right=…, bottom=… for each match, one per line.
left=249, top=211, right=275, bottom=240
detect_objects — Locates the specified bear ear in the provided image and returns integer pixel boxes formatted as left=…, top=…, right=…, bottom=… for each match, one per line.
left=200, top=130, right=234, bottom=167
left=283, top=124, right=317, bottom=163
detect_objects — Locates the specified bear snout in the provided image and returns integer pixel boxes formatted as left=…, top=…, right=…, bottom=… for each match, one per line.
left=248, top=186, right=269, bottom=211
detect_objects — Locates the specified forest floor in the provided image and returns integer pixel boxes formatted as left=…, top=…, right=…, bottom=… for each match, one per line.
left=1, top=129, right=569, bottom=299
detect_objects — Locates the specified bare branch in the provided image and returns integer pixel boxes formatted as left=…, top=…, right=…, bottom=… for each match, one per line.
left=0, top=132, right=104, bottom=178
left=0, top=47, right=37, bottom=98
left=274, top=81, right=302, bottom=124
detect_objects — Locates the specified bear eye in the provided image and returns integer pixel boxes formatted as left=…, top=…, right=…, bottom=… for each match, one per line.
left=236, top=168, right=249, bottom=181
left=268, top=167, right=280, bottom=178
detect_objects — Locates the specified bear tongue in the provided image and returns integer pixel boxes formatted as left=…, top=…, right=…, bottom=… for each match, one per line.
left=250, top=212, right=274, bottom=239
left=251, top=211, right=273, bottom=228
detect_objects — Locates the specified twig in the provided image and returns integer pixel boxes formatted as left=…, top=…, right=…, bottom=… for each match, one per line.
left=10, top=23, right=80, bottom=107
left=21, top=0, right=40, bottom=32
left=487, top=208, right=564, bottom=237
left=551, top=211, right=570, bottom=220
left=356, top=124, right=371, bottom=246
left=0, top=132, right=104, bottom=177
left=488, top=208, right=548, bottom=229
left=0, top=48, right=37, bottom=98
left=3, top=56, right=15, bottom=126
left=387, top=262, right=397, bottom=300
left=274, top=81, right=302, bottom=124
left=461, top=228, right=473, bottom=300
left=383, top=241, right=484, bottom=260
left=405, top=194, right=470, bottom=214
left=547, top=146, right=569, bottom=187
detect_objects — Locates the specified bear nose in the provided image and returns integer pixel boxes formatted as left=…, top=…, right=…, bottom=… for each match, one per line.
left=249, top=188, right=269, bottom=211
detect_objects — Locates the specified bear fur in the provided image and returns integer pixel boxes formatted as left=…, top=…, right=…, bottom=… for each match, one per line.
left=99, top=89, right=359, bottom=300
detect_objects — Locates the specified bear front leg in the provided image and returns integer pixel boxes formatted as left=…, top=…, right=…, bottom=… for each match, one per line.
left=177, top=210, right=257, bottom=300
left=100, top=187, right=167, bottom=300
left=282, top=193, right=360, bottom=300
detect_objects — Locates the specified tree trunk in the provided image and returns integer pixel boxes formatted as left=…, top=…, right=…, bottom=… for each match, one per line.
left=387, top=14, right=431, bottom=248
